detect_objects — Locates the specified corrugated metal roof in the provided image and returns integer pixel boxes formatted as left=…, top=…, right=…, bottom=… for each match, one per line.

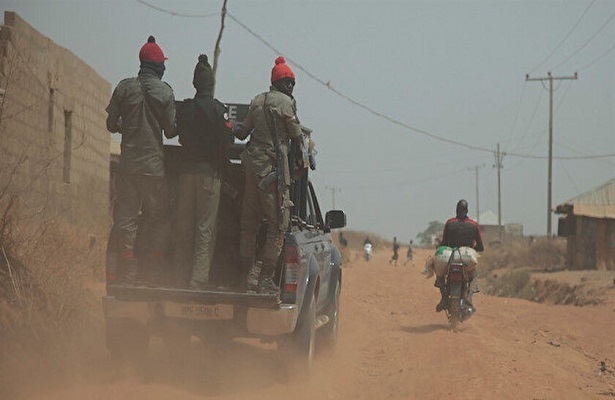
left=557, top=177, right=615, bottom=218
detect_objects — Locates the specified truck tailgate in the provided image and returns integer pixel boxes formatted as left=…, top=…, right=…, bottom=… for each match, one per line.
left=107, top=285, right=280, bottom=308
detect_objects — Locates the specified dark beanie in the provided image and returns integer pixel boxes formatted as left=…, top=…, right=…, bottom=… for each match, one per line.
left=193, top=54, right=215, bottom=95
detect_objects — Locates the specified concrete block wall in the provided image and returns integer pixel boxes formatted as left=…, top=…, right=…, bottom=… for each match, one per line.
left=0, top=11, right=111, bottom=239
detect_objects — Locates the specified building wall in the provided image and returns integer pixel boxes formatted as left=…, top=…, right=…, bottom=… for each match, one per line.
left=0, top=12, right=111, bottom=238
left=568, top=216, right=615, bottom=271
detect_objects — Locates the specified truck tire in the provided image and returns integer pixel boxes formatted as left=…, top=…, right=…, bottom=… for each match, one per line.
left=318, top=279, right=340, bottom=355
left=279, top=293, right=316, bottom=377
left=106, top=319, right=150, bottom=362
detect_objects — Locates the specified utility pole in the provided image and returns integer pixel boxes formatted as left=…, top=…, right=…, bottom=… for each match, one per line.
left=212, top=0, right=228, bottom=95
left=494, top=144, right=505, bottom=238
left=325, top=186, right=341, bottom=209
left=526, top=72, right=578, bottom=238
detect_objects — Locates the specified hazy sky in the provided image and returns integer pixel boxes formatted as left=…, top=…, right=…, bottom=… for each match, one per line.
left=2, top=0, right=614, bottom=240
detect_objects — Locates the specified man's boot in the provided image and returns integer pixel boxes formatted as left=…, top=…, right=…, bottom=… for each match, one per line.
left=257, top=263, right=279, bottom=295
left=436, top=287, right=448, bottom=312
left=246, top=262, right=261, bottom=293
left=435, top=275, right=449, bottom=312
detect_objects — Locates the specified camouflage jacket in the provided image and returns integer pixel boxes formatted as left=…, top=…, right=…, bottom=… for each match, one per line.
left=106, top=72, right=175, bottom=176
left=238, top=86, right=303, bottom=185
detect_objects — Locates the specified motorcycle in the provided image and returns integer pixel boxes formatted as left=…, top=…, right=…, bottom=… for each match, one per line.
left=363, top=243, right=373, bottom=262
left=444, top=248, right=475, bottom=329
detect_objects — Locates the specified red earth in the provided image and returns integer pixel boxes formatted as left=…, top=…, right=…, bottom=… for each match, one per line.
left=16, top=247, right=615, bottom=399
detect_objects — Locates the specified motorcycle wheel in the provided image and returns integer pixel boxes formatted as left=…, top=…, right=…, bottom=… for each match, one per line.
left=449, top=301, right=460, bottom=330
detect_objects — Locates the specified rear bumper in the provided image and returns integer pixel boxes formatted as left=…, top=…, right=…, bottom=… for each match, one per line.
left=102, top=296, right=298, bottom=336
left=246, top=304, right=298, bottom=335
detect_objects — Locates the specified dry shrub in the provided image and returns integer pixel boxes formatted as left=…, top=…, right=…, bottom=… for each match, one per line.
left=0, top=212, right=106, bottom=398
left=531, top=279, right=601, bottom=306
left=480, top=238, right=566, bottom=273
left=484, top=268, right=534, bottom=300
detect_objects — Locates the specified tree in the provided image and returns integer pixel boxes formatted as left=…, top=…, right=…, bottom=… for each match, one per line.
left=416, top=220, right=444, bottom=246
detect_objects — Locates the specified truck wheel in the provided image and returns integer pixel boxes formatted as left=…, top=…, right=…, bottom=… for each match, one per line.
left=279, top=293, right=316, bottom=378
left=106, top=319, right=150, bottom=362
left=318, top=279, right=340, bottom=354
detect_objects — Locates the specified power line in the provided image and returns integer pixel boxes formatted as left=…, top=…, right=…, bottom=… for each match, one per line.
left=134, top=0, right=219, bottom=18
left=528, top=0, right=596, bottom=74
left=510, top=88, right=544, bottom=154
left=132, top=2, right=615, bottom=161
left=578, top=40, right=615, bottom=71
left=550, top=8, right=615, bottom=71
left=504, top=81, right=526, bottom=148
left=227, top=12, right=615, bottom=161
left=557, top=158, right=581, bottom=193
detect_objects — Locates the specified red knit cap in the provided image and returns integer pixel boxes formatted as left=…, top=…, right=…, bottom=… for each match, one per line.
left=271, top=56, right=295, bottom=83
left=139, top=36, right=167, bottom=63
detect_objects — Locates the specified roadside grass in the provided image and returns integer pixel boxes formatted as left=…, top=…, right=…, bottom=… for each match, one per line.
left=480, top=238, right=566, bottom=274
left=0, top=210, right=105, bottom=398
left=479, top=238, right=602, bottom=306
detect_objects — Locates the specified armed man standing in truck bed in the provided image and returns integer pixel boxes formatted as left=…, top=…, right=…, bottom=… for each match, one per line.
left=105, top=36, right=176, bottom=286
left=233, top=56, right=304, bottom=294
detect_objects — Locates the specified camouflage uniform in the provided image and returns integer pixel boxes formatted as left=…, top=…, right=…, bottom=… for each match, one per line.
left=106, top=66, right=175, bottom=284
left=236, top=86, right=303, bottom=290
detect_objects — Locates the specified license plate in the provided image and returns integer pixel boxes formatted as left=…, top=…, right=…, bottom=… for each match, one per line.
left=168, top=304, right=233, bottom=320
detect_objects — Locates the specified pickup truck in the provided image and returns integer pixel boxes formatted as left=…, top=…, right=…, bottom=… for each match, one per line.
left=103, top=104, right=346, bottom=372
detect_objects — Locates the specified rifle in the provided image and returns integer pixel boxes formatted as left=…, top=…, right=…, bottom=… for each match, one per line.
left=267, top=108, right=288, bottom=231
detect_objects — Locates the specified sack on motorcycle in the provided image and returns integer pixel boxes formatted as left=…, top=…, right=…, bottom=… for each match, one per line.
left=433, top=246, right=479, bottom=277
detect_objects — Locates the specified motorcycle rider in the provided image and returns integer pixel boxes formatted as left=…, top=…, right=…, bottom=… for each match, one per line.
left=435, top=199, right=484, bottom=312
left=363, top=236, right=373, bottom=261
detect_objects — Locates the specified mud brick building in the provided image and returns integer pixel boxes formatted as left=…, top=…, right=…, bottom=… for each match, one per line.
left=0, top=12, right=111, bottom=238
left=556, top=178, right=615, bottom=270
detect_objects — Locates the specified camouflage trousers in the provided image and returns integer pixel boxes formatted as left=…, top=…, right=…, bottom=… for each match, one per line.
left=239, top=169, right=290, bottom=268
left=111, top=173, right=170, bottom=277
left=173, top=169, right=221, bottom=285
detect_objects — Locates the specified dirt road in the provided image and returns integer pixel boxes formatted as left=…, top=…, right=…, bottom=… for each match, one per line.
left=27, top=248, right=615, bottom=399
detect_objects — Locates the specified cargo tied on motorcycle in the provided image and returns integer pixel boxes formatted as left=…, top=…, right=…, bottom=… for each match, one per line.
left=432, top=246, right=479, bottom=278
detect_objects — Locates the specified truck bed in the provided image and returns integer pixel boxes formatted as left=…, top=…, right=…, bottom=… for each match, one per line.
left=107, top=284, right=281, bottom=309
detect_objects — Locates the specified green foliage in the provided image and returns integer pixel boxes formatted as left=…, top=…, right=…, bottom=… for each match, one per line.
left=416, top=220, right=444, bottom=246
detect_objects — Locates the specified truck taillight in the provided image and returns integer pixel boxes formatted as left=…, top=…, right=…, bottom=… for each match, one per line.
left=284, top=245, right=300, bottom=293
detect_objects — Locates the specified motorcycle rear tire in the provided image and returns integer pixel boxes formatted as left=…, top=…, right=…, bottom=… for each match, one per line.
left=449, top=301, right=460, bottom=330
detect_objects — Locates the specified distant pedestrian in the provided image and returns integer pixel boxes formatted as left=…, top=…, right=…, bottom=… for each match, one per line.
left=389, top=236, right=400, bottom=266
left=404, top=239, right=414, bottom=267
left=339, top=231, right=348, bottom=248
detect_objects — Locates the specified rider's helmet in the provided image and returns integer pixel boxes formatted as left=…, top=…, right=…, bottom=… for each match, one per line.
left=456, top=199, right=468, bottom=219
